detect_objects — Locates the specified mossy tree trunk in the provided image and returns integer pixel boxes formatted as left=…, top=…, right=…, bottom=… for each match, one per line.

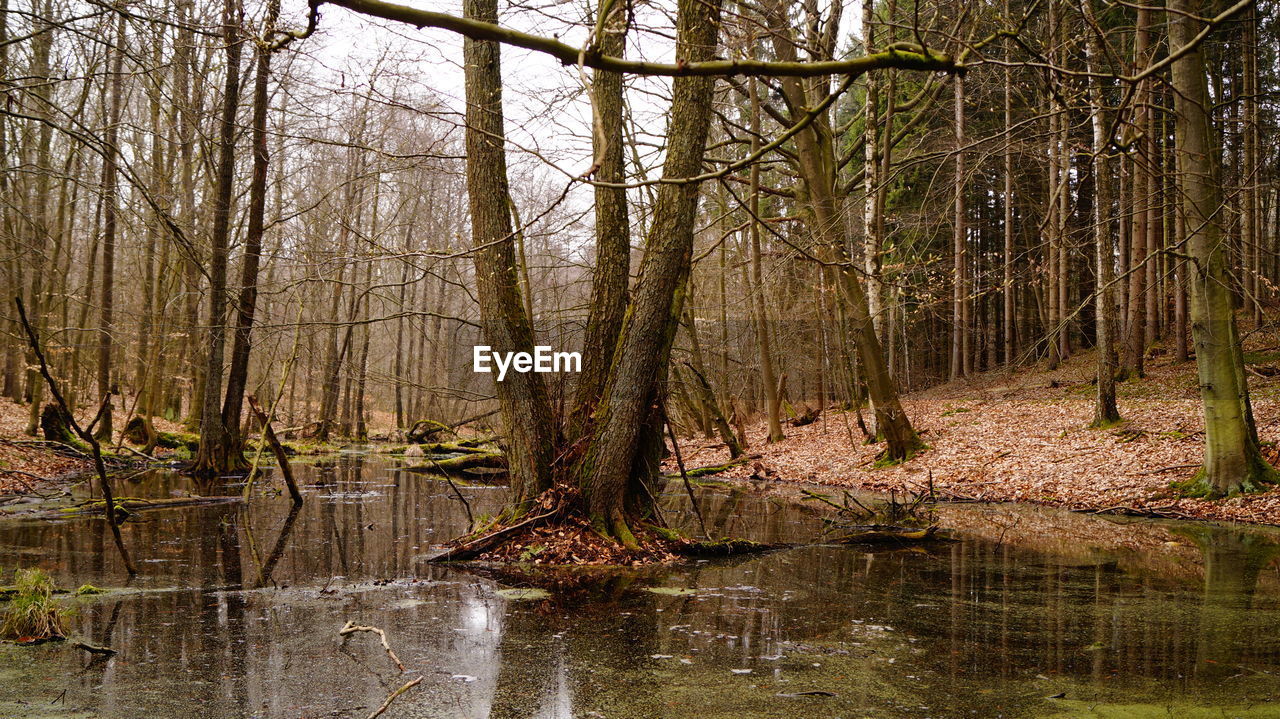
left=1169, top=0, right=1277, bottom=496
left=573, top=0, right=722, bottom=544
left=568, top=0, right=630, bottom=444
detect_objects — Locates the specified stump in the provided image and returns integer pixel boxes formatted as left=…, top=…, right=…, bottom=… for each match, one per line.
left=39, top=403, right=79, bottom=447
left=123, top=415, right=159, bottom=453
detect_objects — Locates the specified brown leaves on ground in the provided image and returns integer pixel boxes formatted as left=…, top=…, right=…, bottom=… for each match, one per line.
left=475, top=512, right=682, bottom=565
left=0, top=400, right=90, bottom=496
left=671, top=349, right=1280, bottom=526
left=452, top=482, right=683, bottom=566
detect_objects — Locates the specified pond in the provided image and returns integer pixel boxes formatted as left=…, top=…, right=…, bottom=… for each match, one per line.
left=1, top=454, right=1279, bottom=718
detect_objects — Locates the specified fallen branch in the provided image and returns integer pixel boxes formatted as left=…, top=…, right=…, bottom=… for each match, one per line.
left=830, top=525, right=940, bottom=544
left=667, top=456, right=750, bottom=479
left=247, top=395, right=303, bottom=505
left=404, top=452, right=505, bottom=474
left=339, top=621, right=405, bottom=672
left=52, top=496, right=241, bottom=518
left=16, top=297, right=136, bottom=576
left=427, top=506, right=562, bottom=562
left=365, top=676, right=422, bottom=719
left=1138, top=463, right=1200, bottom=475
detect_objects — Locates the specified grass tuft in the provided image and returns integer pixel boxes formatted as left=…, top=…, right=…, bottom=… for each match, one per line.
left=1, top=568, right=69, bottom=642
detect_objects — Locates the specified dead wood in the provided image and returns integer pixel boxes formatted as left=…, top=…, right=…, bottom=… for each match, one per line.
left=248, top=395, right=303, bottom=505
left=339, top=621, right=405, bottom=672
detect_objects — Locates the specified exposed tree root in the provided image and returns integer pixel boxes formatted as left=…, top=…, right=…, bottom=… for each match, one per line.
left=428, top=483, right=791, bottom=566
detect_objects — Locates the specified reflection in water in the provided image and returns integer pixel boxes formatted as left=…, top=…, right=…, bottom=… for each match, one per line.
left=0, top=455, right=1278, bottom=718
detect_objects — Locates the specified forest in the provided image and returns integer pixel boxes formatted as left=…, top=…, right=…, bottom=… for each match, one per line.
left=1, top=0, right=1280, bottom=715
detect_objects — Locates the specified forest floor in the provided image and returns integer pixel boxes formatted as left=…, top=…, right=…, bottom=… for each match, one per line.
left=0, top=401, right=91, bottom=495
left=673, top=335, right=1280, bottom=526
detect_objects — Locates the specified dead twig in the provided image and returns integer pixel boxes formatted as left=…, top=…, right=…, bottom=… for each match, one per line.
left=1137, top=463, right=1200, bottom=475
left=661, top=397, right=708, bottom=540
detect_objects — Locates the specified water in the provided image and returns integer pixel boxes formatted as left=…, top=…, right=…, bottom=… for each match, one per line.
left=1, top=454, right=1279, bottom=718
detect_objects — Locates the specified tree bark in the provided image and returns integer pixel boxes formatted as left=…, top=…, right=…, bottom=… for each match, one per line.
left=463, top=0, right=556, bottom=508
left=221, top=0, right=282, bottom=462
left=1087, top=20, right=1120, bottom=427
left=94, top=10, right=126, bottom=441
left=1169, top=0, right=1277, bottom=496
left=576, top=0, right=722, bottom=543
left=570, top=0, right=630, bottom=442
left=192, top=0, right=244, bottom=475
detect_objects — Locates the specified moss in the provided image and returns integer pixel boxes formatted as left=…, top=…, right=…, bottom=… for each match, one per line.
left=277, top=441, right=341, bottom=456
left=155, top=431, right=200, bottom=452
left=649, top=525, right=685, bottom=542
left=872, top=443, right=928, bottom=469
left=1174, top=456, right=1280, bottom=499
left=73, top=584, right=106, bottom=596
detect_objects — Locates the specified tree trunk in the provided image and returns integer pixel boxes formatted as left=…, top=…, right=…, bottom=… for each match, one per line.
left=94, top=10, right=126, bottom=441
left=749, top=77, right=784, bottom=443
left=951, top=73, right=967, bottom=380
left=463, top=0, right=556, bottom=509
left=762, top=0, right=921, bottom=460
left=1087, top=22, right=1120, bottom=427
left=192, top=0, right=244, bottom=475
left=1169, top=0, right=1277, bottom=496
left=569, top=0, right=630, bottom=441
left=576, top=0, right=722, bottom=544
left=220, top=0, right=281, bottom=463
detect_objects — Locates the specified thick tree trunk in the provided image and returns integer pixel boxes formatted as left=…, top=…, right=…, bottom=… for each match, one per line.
left=463, top=0, right=556, bottom=509
left=576, top=0, right=722, bottom=544
left=1169, top=0, right=1277, bottom=496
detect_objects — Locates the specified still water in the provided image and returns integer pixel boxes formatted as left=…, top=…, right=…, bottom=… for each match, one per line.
left=1, top=454, right=1279, bottom=718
